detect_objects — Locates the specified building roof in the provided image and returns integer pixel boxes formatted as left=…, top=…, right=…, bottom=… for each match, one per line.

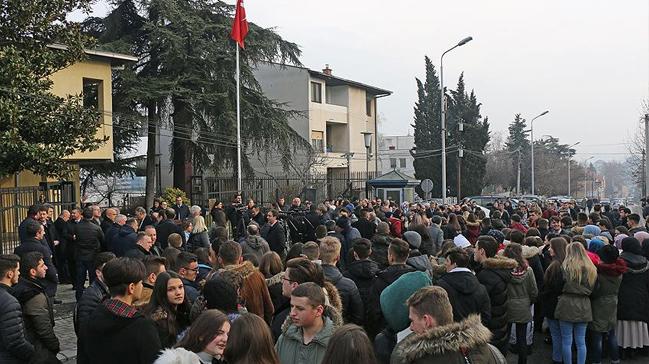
left=368, top=169, right=420, bottom=188
left=307, top=69, right=392, bottom=96
left=48, top=44, right=138, bottom=65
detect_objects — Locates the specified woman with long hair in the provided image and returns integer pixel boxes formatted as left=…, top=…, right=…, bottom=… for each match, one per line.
left=442, top=213, right=461, bottom=240
left=321, top=324, right=377, bottom=364
left=186, top=215, right=210, bottom=252
left=540, top=237, right=568, bottom=364
left=144, top=271, right=192, bottom=348
left=465, top=213, right=481, bottom=245
left=554, top=242, right=597, bottom=364
left=155, top=309, right=230, bottom=364
left=504, top=243, right=538, bottom=364
left=259, top=251, right=286, bottom=312
left=223, top=313, right=279, bottom=364
left=616, top=237, right=649, bottom=358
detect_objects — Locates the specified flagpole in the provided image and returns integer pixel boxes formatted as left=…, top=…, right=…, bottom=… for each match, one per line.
left=236, top=44, right=242, bottom=192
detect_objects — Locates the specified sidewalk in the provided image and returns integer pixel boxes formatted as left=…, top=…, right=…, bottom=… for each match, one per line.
left=53, top=284, right=77, bottom=362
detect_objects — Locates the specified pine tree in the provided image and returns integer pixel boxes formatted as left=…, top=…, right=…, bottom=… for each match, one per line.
left=412, top=57, right=443, bottom=197
left=505, top=114, right=531, bottom=192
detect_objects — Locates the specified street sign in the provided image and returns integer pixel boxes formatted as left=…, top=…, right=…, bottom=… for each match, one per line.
left=421, top=179, right=434, bottom=193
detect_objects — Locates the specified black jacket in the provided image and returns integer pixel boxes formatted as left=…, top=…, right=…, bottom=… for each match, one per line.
left=437, top=270, right=491, bottom=325
left=109, top=225, right=137, bottom=257
left=366, top=264, right=416, bottom=339
left=124, top=245, right=152, bottom=261
left=210, top=208, right=227, bottom=228
left=0, top=283, right=34, bottom=363
left=13, top=238, right=58, bottom=290
left=475, top=257, right=516, bottom=353
left=100, top=219, right=114, bottom=235
left=79, top=301, right=161, bottom=364
left=322, top=264, right=364, bottom=325
left=75, top=279, right=110, bottom=334
left=156, top=220, right=183, bottom=250
left=344, top=259, right=380, bottom=306
left=540, top=261, right=565, bottom=320
left=72, top=219, right=104, bottom=261
left=261, top=222, right=286, bottom=255
left=173, top=204, right=190, bottom=220
left=352, top=218, right=376, bottom=240
left=53, top=217, right=71, bottom=246
left=11, top=277, right=59, bottom=363
left=617, top=252, right=649, bottom=322
left=137, top=216, right=154, bottom=232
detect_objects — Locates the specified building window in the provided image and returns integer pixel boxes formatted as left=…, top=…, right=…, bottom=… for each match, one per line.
left=311, top=130, right=324, bottom=152
left=390, top=158, right=397, bottom=169
left=366, top=95, right=372, bottom=116
left=83, top=78, right=102, bottom=109
left=400, top=158, right=406, bottom=168
left=311, top=82, right=322, bottom=103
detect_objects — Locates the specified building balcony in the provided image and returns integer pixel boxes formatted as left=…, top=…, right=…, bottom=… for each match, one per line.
left=311, top=102, right=348, bottom=124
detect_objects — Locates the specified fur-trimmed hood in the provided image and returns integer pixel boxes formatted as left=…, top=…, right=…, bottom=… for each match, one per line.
left=481, top=256, right=518, bottom=270
left=397, top=314, right=492, bottom=362
left=266, top=271, right=284, bottom=286
left=154, top=348, right=210, bottom=364
left=224, top=260, right=256, bottom=279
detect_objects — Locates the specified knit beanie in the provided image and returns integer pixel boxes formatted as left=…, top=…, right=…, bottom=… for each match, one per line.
left=403, top=231, right=422, bottom=249
left=380, top=271, right=432, bottom=331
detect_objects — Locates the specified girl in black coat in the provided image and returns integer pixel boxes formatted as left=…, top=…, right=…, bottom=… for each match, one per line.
left=144, top=271, right=191, bottom=348
left=540, top=237, right=567, bottom=364
left=616, top=237, right=649, bottom=354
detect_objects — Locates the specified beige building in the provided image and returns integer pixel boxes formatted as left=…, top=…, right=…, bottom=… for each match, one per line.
left=0, top=46, right=137, bottom=200
left=252, top=63, right=391, bottom=178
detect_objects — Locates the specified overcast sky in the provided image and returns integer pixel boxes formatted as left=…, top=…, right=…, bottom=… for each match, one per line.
left=79, top=0, right=648, bottom=162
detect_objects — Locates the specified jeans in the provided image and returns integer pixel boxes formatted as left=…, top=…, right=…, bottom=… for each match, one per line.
left=559, top=320, right=587, bottom=364
left=589, top=329, right=619, bottom=363
left=75, top=259, right=96, bottom=301
left=547, top=319, right=562, bottom=362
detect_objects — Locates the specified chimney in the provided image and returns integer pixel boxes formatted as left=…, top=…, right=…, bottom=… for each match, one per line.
left=323, top=64, right=332, bottom=76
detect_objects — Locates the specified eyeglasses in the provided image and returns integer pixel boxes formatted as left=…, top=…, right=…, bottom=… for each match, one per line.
left=184, top=267, right=199, bottom=272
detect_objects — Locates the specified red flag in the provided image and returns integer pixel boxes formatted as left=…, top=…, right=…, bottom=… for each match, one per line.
left=230, top=0, right=249, bottom=49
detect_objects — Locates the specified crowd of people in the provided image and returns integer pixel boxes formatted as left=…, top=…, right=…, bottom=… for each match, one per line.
left=1, top=194, right=649, bottom=364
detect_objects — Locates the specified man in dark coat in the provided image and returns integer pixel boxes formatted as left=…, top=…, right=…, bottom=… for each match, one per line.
left=11, top=252, right=60, bottom=363
left=53, top=210, right=72, bottom=284
left=352, top=209, right=376, bottom=240
left=261, top=209, right=287, bottom=261
left=13, top=219, right=59, bottom=300
left=75, top=252, right=115, bottom=364
left=366, top=238, right=416, bottom=340
left=320, top=236, right=364, bottom=325
left=79, top=257, right=161, bottom=364
left=437, top=248, right=491, bottom=326
left=0, top=254, right=35, bottom=363
left=124, top=234, right=154, bottom=261
left=100, top=208, right=117, bottom=235
left=474, top=236, right=517, bottom=353
left=371, top=222, right=392, bottom=269
left=155, top=209, right=183, bottom=250
left=109, top=218, right=138, bottom=257
left=344, top=238, right=379, bottom=307
left=172, top=196, right=190, bottom=220
left=72, top=207, right=104, bottom=301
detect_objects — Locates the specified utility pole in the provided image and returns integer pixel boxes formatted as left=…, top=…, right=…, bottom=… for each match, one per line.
left=643, top=150, right=647, bottom=199
left=457, top=122, right=464, bottom=201
left=644, top=114, right=649, bottom=198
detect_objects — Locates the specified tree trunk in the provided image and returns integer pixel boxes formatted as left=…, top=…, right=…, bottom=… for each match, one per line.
left=172, top=98, right=193, bottom=195
left=145, top=101, right=157, bottom=210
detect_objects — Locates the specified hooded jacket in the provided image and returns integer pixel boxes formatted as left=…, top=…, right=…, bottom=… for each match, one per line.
left=79, top=299, right=161, bottom=364
left=407, top=250, right=434, bottom=278
left=322, top=264, right=364, bottom=325
left=437, top=271, right=491, bottom=325
left=0, top=283, right=34, bottom=363
left=617, top=252, right=649, bottom=322
left=390, top=315, right=499, bottom=364
left=109, top=225, right=137, bottom=257
left=11, top=277, right=59, bottom=363
left=275, top=305, right=342, bottom=364
left=475, top=256, right=517, bottom=353
left=506, top=266, right=538, bottom=323
left=366, top=264, right=416, bottom=339
left=554, top=267, right=595, bottom=323
left=344, top=258, right=380, bottom=305
left=590, top=258, right=626, bottom=332
left=240, top=235, right=270, bottom=261
left=224, top=261, right=274, bottom=324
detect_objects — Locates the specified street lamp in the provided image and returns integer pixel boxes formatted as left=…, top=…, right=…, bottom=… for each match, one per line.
left=530, top=110, right=549, bottom=195
left=440, top=36, right=473, bottom=203
left=361, top=131, right=373, bottom=199
left=566, top=142, right=580, bottom=196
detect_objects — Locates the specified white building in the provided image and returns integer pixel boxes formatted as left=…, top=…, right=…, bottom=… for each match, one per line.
left=378, top=134, right=415, bottom=176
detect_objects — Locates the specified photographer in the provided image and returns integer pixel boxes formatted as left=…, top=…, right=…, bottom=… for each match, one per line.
left=225, top=194, right=244, bottom=239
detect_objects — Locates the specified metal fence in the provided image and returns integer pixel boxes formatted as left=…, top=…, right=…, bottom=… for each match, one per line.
left=202, top=171, right=378, bottom=206
left=0, top=182, right=76, bottom=254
